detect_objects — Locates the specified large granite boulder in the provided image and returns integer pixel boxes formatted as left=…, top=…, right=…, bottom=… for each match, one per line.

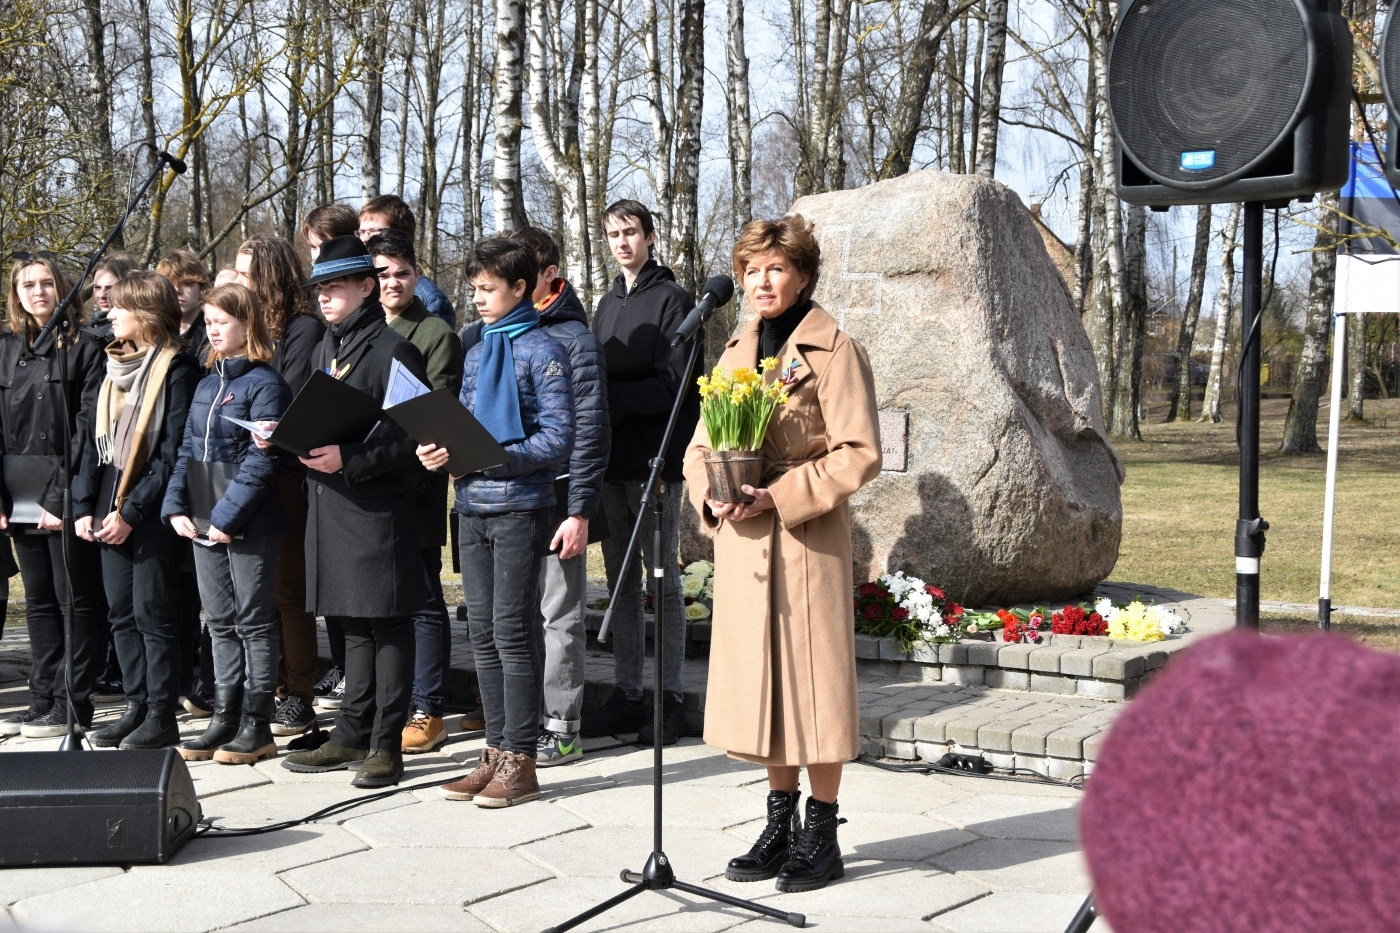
left=685, top=170, right=1123, bottom=606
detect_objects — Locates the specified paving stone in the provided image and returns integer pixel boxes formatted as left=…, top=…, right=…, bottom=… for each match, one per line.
left=926, top=795, right=1080, bottom=842
left=838, top=767, right=979, bottom=812
left=1029, top=673, right=1078, bottom=696
left=976, top=716, right=1039, bottom=753
left=983, top=668, right=1029, bottom=690
left=1045, top=723, right=1101, bottom=760
left=1082, top=731, right=1108, bottom=762
left=910, top=644, right=940, bottom=664
left=913, top=707, right=974, bottom=743
left=1091, top=652, right=1145, bottom=681
left=938, top=643, right=969, bottom=664
left=1009, top=716, right=1080, bottom=756
left=929, top=838, right=1090, bottom=894
left=280, top=846, right=549, bottom=906
left=966, top=642, right=1001, bottom=666
left=1027, top=645, right=1076, bottom=674
left=944, top=710, right=1008, bottom=747
left=184, top=759, right=274, bottom=799
left=942, top=666, right=985, bottom=686
left=882, top=707, right=929, bottom=740
left=884, top=739, right=918, bottom=760
left=12, top=869, right=305, bottom=933
left=520, top=826, right=740, bottom=878
left=226, top=904, right=493, bottom=932
left=343, top=797, right=587, bottom=848
left=199, top=782, right=422, bottom=827
left=735, top=917, right=935, bottom=932
left=703, top=860, right=991, bottom=920
left=168, top=824, right=368, bottom=873
left=916, top=741, right=951, bottom=762
left=0, top=866, right=124, bottom=905
left=1058, top=647, right=1110, bottom=678
left=861, top=705, right=901, bottom=736
left=931, top=892, right=1090, bottom=932
left=997, top=644, right=1036, bottom=670
left=879, top=638, right=910, bottom=662
left=1046, top=635, right=1082, bottom=648
left=1048, top=759, right=1085, bottom=781
left=468, top=876, right=747, bottom=933
left=854, top=634, right=881, bottom=659
left=555, top=783, right=766, bottom=830
left=1076, top=678, right=1126, bottom=700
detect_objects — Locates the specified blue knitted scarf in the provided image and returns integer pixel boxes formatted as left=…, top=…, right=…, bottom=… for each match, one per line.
left=473, top=302, right=540, bottom=444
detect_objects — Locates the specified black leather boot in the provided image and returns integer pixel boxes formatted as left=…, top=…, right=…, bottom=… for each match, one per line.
left=775, top=797, right=846, bottom=893
left=120, top=704, right=181, bottom=749
left=90, top=701, right=147, bottom=748
left=214, top=691, right=278, bottom=765
left=179, top=684, right=242, bottom=761
left=726, top=790, right=801, bottom=882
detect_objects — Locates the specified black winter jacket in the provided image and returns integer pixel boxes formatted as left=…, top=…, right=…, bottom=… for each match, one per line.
left=461, top=279, right=610, bottom=521
left=73, top=349, right=202, bottom=531
left=270, top=314, right=326, bottom=398
left=162, top=358, right=291, bottom=538
left=183, top=316, right=211, bottom=375
left=591, top=259, right=698, bottom=481
left=0, top=327, right=106, bottom=520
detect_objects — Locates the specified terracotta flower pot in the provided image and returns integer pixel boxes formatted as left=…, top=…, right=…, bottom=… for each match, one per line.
left=703, top=450, right=764, bottom=503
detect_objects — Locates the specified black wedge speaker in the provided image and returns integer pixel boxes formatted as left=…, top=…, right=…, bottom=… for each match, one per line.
left=1110, top=0, right=1351, bottom=207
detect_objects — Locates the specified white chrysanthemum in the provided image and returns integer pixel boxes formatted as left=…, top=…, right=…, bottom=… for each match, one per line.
left=1153, top=606, right=1187, bottom=635
left=1095, top=597, right=1116, bottom=620
left=934, top=624, right=951, bottom=639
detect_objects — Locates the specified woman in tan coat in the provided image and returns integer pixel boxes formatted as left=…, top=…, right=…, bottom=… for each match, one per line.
left=682, top=215, right=881, bottom=893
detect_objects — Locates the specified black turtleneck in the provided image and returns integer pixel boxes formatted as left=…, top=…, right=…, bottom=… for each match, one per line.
left=758, top=299, right=812, bottom=363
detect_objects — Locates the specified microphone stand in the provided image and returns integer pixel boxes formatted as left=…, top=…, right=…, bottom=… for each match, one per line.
left=546, top=309, right=804, bottom=932
left=43, top=152, right=178, bottom=752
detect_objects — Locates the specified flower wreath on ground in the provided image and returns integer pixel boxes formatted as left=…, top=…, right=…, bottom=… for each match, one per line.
left=1093, top=597, right=1187, bottom=642
left=680, top=560, right=715, bottom=621
left=853, top=571, right=968, bottom=651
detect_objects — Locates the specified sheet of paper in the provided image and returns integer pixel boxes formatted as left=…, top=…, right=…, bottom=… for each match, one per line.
left=221, top=415, right=273, bottom=440
left=384, top=358, right=430, bottom=409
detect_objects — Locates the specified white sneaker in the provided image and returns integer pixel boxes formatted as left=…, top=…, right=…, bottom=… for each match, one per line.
left=315, top=677, right=345, bottom=711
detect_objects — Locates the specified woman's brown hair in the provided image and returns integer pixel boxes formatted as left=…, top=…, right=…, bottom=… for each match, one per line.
left=731, top=214, right=822, bottom=305
left=236, top=235, right=315, bottom=340
left=109, top=271, right=182, bottom=349
left=6, top=255, right=84, bottom=345
left=200, top=284, right=275, bottom=366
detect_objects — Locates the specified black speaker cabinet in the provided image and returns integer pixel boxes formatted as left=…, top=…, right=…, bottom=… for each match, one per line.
left=0, top=749, right=200, bottom=866
left=1110, top=0, right=1351, bottom=207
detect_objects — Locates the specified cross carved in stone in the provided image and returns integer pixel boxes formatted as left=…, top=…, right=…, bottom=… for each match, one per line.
left=818, top=225, right=883, bottom=330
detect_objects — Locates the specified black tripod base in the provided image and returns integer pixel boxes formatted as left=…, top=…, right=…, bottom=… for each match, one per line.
left=542, top=851, right=806, bottom=932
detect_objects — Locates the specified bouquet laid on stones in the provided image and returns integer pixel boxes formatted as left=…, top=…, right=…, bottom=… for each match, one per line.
left=998, top=608, right=1046, bottom=644
left=1094, top=598, right=1187, bottom=642
left=681, top=560, right=714, bottom=621
left=853, top=571, right=966, bottom=650
left=697, top=358, right=797, bottom=502
left=1050, top=603, right=1108, bottom=637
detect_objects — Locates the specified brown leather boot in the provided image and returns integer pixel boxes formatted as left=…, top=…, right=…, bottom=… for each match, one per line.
left=474, top=750, right=541, bottom=809
left=438, top=747, right=501, bottom=801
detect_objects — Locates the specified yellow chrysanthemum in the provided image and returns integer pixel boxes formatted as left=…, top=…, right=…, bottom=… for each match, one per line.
left=1107, top=600, right=1164, bottom=642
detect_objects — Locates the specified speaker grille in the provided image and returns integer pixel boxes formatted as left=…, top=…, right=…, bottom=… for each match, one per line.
left=1383, top=6, right=1400, bottom=117
left=1110, top=0, right=1311, bottom=188
left=0, top=750, right=169, bottom=793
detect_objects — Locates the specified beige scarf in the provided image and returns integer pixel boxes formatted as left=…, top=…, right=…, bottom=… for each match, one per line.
left=96, top=341, right=178, bottom=508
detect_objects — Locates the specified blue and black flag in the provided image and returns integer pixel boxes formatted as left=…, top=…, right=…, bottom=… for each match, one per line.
left=1340, top=141, right=1400, bottom=256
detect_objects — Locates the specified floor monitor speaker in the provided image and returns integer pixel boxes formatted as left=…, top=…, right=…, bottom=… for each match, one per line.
left=0, top=749, right=200, bottom=866
left=1110, top=0, right=1351, bottom=206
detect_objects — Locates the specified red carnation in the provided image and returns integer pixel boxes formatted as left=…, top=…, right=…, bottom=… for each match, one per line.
left=859, top=582, right=881, bottom=597
left=892, top=607, right=909, bottom=622
left=863, top=604, right=881, bottom=620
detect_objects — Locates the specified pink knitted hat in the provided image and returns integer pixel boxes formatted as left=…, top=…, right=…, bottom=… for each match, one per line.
left=1081, top=631, right=1400, bottom=933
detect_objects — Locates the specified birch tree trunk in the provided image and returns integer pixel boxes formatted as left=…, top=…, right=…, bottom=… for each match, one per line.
left=527, top=0, right=589, bottom=283
left=360, top=3, right=386, bottom=201
left=1071, top=43, right=1096, bottom=317
left=81, top=0, right=118, bottom=233
left=641, top=0, right=672, bottom=250
left=965, top=12, right=983, bottom=173
left=671, top=0, right=705, bottom=293
left=1280, top=194, right=1338, bottom=452
left=973, top=0, right=1008, bottom=177
left=726, top=0, right=753, bottom=233
left=493, top=0, right=528, bottom=231
left=880, top=0, right=951, bottom=179
left=1347, top=311, right=1367, bottom=420
left=1108, top=204, right=1146, bottom=438
left=1086, top=0, right=1127, bottom=417
left=948, top=17, right=967, bottom=173
left=1167, top=205, right=1212, bottom=422
left=1200, top=202, right=1242, bottom=423
left=419, top=0, right=446, bottom=273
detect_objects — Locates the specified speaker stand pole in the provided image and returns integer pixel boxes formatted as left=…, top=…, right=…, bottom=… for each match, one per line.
left=1235, top=201, right=1266, bottom=629
left=1317, top=309, right=1348, bottom=631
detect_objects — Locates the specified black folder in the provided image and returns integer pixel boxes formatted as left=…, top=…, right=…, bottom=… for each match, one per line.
left=2, top=455, right=59, bottom=525
left=269, top=370, right=384, bottom=458
left=185, top=460, right=240, bottom=536
left=385, top=389, right=509, bottom=477
left=604, top=338, right=656, bottom=380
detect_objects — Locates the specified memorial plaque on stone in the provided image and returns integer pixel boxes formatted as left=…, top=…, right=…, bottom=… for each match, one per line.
left=878, top=409, right=908, bottom=472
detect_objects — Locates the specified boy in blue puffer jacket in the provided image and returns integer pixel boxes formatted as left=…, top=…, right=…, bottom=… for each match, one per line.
left=417, top=237, right=574, bottom=809
left=163, top=283, right=290, bottom=766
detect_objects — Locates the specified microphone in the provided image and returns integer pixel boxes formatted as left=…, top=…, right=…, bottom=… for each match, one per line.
left=670, top=275, right=735, bottom=348
left=159, top=151, right=188, bottom=174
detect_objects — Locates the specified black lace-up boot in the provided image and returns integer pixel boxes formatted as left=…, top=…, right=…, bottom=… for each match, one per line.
left=775, top=797, right=846, bottom=893
left=726, top=790, right=801, bottom=882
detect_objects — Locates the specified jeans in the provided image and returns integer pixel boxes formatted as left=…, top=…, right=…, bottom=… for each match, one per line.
left=411, top=547, right=452, bottom=717
left=600, top=481, right=685, bottom=701
left=459, top=508, right=551, bottom=755
left=101, top=529, right=183, bottom=710
left=192, top=535, right=281, bottom=696
left=538, top=549, right=587, bottom=733
left=14, top=532, right=104, bottom=723
left=175, top=556, right=204, bottom=694
left=274, top=469, right=318, bottom=701
left=330, top=615, right=414, bottom=750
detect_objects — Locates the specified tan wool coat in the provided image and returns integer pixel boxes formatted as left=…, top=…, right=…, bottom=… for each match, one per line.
left=682, top=304, right=881, bottom=766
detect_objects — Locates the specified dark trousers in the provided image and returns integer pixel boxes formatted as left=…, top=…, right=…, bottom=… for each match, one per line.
left=101, top=529, right=182, bottom=710
left=329, top=615, right=413, bottom=750
left=274, top=469, right=319, bottom=701
left=15, top=532, right=104, bottom=723
left=175, top=546, right=205, bottom=694
left=410, top=546, right=452, bottom=717
left=327, top=619, right=346, bottom=672
left=459, top=508, right=551, bottom=756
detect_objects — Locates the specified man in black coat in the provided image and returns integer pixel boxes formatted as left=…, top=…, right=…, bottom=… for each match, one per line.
left=273, top=236, right=431, bottom=789
left=582, top=200, right=696, bottom=746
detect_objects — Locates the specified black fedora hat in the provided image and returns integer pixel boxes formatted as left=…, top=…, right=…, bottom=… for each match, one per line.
left=305, top=235, right=386, bottom=287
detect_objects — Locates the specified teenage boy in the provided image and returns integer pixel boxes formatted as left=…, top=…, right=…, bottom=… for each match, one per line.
left=582, top=200, right=697, bottom=747
left=366, top=230, right=465, bottom=754
left=504, top=228, right=609, bottom=766
left=357, top=195, right=456, bottom=328
left=421, top=237, right=573, bottom=808
left=156, top=248, right=212, bottom=370
left=301, top=204, right=360, bottom=262
left=276, top=235, right=432, bottom=788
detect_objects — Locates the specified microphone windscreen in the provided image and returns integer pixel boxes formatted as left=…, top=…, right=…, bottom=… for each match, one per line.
left=703, top=275, right=735, bottom=306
